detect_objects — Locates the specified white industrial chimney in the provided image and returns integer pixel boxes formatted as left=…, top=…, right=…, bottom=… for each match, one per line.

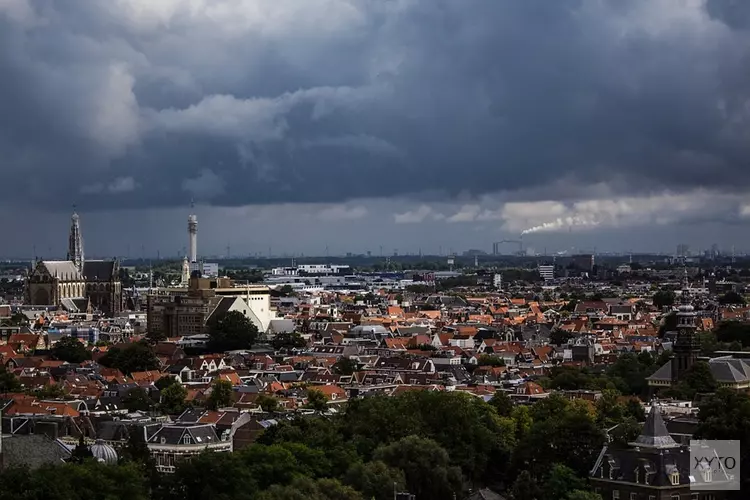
left=188, top=209, right=198, bottom=263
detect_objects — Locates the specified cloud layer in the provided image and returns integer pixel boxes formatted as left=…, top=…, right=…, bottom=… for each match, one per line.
left=2, top=0, right=750, bottom=214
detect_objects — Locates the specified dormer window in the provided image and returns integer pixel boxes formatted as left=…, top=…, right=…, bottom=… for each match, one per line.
left=634, top=468, right=640, bottom=484
left=670, top=471, right=680, bottom=485
left=183, top=434, right=192, bottom=445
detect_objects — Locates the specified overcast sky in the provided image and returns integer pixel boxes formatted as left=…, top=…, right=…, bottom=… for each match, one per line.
left=2, top=0, right=750, bottom=258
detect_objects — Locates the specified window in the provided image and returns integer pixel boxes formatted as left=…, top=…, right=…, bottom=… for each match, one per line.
left=691, top=494, right=699, bottom=500
left=630, top=494, right=636, bottom=500
left=634, top=468, right=640, bottom=484
left=612, top=491, right=620, bottom=500
left=671, top=495, right=679, bottom=500
left=670, top=472, right=680, bottom=485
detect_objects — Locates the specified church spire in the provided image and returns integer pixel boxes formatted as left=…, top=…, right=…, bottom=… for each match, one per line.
left=67, top=206, right=84, bottom=273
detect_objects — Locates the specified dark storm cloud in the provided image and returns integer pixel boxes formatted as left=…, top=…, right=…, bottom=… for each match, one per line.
left=1, top=0, right=750, bottom=212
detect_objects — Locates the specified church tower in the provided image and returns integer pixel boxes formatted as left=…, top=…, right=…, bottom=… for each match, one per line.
left=67, top=209, right=84, bottom=272
left=671, top=269, right=700, bottom=382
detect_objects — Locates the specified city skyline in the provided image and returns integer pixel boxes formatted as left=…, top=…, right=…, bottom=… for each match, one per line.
left=2, top=203, right=746, bottom=261
left=3, top=2, right=750, bottom=256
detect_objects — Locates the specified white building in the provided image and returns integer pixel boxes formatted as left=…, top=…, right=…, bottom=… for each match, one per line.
left=539, top=265, right=554, bottom=281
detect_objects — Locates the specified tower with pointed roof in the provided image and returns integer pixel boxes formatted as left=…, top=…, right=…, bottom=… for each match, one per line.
left=671, top=269, right=700, bottom=382
left=67, top=208, right=84, bottom=273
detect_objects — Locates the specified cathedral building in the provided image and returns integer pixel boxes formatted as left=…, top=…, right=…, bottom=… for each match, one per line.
left=26, top=211, right=122, bottom=317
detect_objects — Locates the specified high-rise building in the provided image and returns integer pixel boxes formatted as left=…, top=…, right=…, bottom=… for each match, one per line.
left=538, top=265, right=554, bottom=281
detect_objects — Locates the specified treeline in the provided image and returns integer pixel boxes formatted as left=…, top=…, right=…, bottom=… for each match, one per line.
left=0, top=388, right=746, bottom=499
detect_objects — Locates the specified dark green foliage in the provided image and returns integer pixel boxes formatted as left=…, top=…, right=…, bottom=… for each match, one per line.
left=33, top=384, right=66, bottom=399
left=695, top=389, right=750, bottom=497
left=256, top=393, right=279, bottom=412
left=0, top=365, right=21, bottom=394
left=488, top=390, right=513, bottom=417
left=609, top=418, right=642, bottom=447
left=343, top=461, right=406, bottom=500
left=0, top=461, right=149, bottom=500
left=272, top=332, right=307, bottom=350
left=99, top=341, right=160, bottom=374
left=342, top=391, right=516, bottom=486
left=652, top=290, right=675, bottom=308
left=542, top=464, right=585, bottom=500
left=254, top=477, right=363, bottom=500
left=207, top=311, right=258, bottom=352
left=664, top=361, right=718, bottom=400
left=510, top=470, right=542, bottom=500
left=332, top=357, right=358, bottom=375
left=305, top=389, right=329, bottom=411
left=160, top=383, right=188, bottom=414
left=719, top=291, right=746, bottom=305
left=206, top=379, right=233, bottom=410
left=50, top=337, right=91, bottom=363
left=715, top=321, right=750, bottom=347
left=124, top=387, right=155, bottom=412
left=477, top=354, right=506, bottom=366
left=374, top=436, right=463, bottom=500
left=155, top=376, right=178, bottom=391
left=516, top=394, right=606, bottom=478
left=163, top=450, right=256, bottom=500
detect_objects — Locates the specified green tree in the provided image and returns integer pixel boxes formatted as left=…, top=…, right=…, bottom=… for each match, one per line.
left=206, top=379, right=234, bottom=410
left=98, top=341, right=160, bottom=374
left=0, top=365, right=21, bottom=394
left=344, top=461, right=406, bottom=500
left=34, top=384, right=66, bottom=399
left=160, top=383, right=188, bottom=414
left=517, top=394, right=606, bottom=478
left=609, top=418, right=642, bottom=447
left=543, top=463, right=585, bottom=500
left=695, top=389, right=750, bottom=496
left=165, top=449, right=256, bottom=500
left=255, top=477, right=363, bottom=500
left=332, top=357, right=358, bottom=375
left=305, top=389, right=329, bottom=411
left=51, top=336, right=91, bottom=363
left=374, top=436, right=463, bottom=500
left=719, top=291, right=746, bottom=305
left=273, top=332, right=307, bottom=350
left=477, top=354, right=506, bottom=366
left=343, top=391, right=515, bottom=485
left=715, top=321, right=750, bottom=347
left=155, top=376, right=178, bottom=391
left=652, top=290, right=676, bottom=308
left=256, top=393, right=280, bottom=412
left=123, top=387, right=154, bottom=412
left=488, top=390, right=513, bottom=417
left=0, top=461, right=150, bottom=500
left=511, top=470, right=542, bottom=500
left=207, top=311, right=258, bottom=352
left=683, top=360, right=718, bottom=394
